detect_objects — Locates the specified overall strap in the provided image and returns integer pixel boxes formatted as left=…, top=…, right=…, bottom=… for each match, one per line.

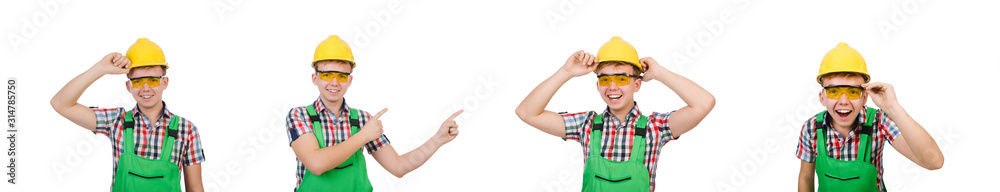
left=161, top=115, right=179, bottom=162
left=858, top=107, right=876, bottom=162
left=306, top=105, right=326, bottom=148
left=629, top=115, right=648, bottom=162
left=589, top=113, right=605, bottom=157
left=123, top=110, right=136, bottom=155
left=349, top=108, right=360, bottom=136
left=815, top=111, right=829, bottom=158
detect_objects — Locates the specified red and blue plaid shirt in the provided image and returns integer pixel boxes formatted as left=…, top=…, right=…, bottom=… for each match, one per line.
left=286, top=99, right=391, bottom=189
left=795, top=107, right=901, bottom=191
left=561, top=103, right=675, bottom=192
left=91, top=102, right=206, bottom=187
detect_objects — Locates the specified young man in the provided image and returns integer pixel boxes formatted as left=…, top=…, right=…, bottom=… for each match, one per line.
left=286, top=35, right=463, bottom=192
left=796, top=43, right=944, bottom=192
left=515, top=36, right=716, bottom=191
left=50, top=38, right=206, bottom=192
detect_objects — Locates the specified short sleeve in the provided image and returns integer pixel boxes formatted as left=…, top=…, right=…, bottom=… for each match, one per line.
left=286, top=107, right=312, bottom=145
left=649, top=111, right=677, bottom=145
left=91, top=107, right=126, bottom=137
left=561, top=111, right=594, bottom=141
left=796, top=118, right=818, bottom=163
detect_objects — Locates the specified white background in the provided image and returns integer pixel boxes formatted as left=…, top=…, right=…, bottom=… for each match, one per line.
left=1, top=0, right=998, bottom=191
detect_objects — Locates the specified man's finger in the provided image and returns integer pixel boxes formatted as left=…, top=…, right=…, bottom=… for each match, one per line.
left=446, top=110, right=464, bottom=121
left=371, top=108, right=388, bottom=120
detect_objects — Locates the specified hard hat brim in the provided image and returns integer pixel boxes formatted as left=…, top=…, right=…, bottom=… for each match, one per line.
left=129, top=63, right=169, bottom=69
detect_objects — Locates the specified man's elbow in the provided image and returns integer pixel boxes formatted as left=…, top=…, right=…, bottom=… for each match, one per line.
left=301, top=161, right=327, bottom=176
left=514, top=107, right=532, bottom=122
left=702, top=95, right=716, bottom=111
left=391, top=171, right=406, bottom=178
left=925, top=155, right=944, bottom=170
left=49, top=97, right=62, bottom=112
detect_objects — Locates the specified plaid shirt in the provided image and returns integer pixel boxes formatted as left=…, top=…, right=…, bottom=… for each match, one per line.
left=795, top=107, right=901, bottom=191
left=91, top=102, right=207, bottom=187
left=562, top=103, right=675, bottom=192
left=286, top=99, right=391, bottom=189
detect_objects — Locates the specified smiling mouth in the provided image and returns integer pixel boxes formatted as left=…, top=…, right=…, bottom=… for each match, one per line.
left=328, top=89, right=340, bottom=93
left=607, top=94, right=622, bottom=101
left=835, top=109, right=852, bottom=118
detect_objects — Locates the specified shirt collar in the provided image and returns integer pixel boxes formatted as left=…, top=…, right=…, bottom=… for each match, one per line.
left=129, top=101, right=173, bottom=122
left=601, top=101, right=643, bottom=126
left=312, top=98, right=351, bottom=115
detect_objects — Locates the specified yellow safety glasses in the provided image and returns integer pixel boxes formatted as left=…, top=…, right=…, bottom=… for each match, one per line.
left=316, top=70, right=351, bottom=83
left=823, top=85, right=865, bottom=100
left=597, top=73, right=642, bottom=87
left=128, top=76, right=164, bottom=88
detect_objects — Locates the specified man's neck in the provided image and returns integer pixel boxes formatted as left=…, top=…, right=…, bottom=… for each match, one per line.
left=138, top=102, right=164, bottom=123
left=320, top=98, right=344, bottom=119
left=608, top=102, right=635, bottom=122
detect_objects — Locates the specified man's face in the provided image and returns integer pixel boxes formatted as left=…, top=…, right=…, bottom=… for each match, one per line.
left=819, top=76, right=867, bottom=129
left=126, top=66, right=167, bottom=109
left=313, top=61, right=353, bottom=104
left=596, top=64, right=641, bottom=111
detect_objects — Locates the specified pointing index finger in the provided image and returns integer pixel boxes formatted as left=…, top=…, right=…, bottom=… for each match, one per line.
left=446, top=110, right=464, bottom=121
left=371, top=108, right=388, bottom=120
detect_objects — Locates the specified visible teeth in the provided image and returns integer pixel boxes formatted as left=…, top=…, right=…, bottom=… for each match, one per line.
left=328, top=90, right=339, bottom=93
left=608, top=95, right=621, bottom=99
left=836, top=110, right=851, bottom=114
left=141, top=96, right=151, bottom=99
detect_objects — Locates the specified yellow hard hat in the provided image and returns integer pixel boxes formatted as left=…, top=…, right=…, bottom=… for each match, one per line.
left=596, top=36, right=642, bottom=73
left=312, top=35, right=355, bottom=68
left=817, top=42, right=869, bottom=84
left=125, top=38, right=168, bottom=69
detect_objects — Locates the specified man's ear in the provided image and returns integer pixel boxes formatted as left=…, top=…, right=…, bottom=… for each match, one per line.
left=125, top=80, right=131, bottom=92
left=311, top=73, right=318, bottom=86
left=818, top=91, right=824, bottom=104
left=633, top=80, right=641, bottom=92
left=160, top=77, right=169, bottom=90
left=862, top=92, right=868, bottom=106
left=346, top=75, right=353, bottom=86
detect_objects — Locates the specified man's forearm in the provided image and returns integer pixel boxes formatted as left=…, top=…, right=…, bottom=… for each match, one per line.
left=882, top=104, right=944, bottom=169
left=51, top=69, right=102, bottom=110
left=516, top=70, right=573, bottom=117
left=651, top=69, right=714, bottom=110
left=393, top=138, right=445, bottom=178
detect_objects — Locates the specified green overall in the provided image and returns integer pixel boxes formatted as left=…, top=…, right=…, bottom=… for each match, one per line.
left=582, top=113, right=651, bottom=192
left=296, top=105, right=373, bottom=192
left=112, top=110, right=181, bottom=192
left=815, top=107, right=880, bottom=192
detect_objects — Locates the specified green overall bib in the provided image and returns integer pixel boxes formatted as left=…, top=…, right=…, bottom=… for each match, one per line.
left=815, top=107, right=880, bottom=192
left=582, top=113, right=651, bottom=192
left=112, top=110, right=181, bottom=192
left=296, top=105, right=373, bottom=192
